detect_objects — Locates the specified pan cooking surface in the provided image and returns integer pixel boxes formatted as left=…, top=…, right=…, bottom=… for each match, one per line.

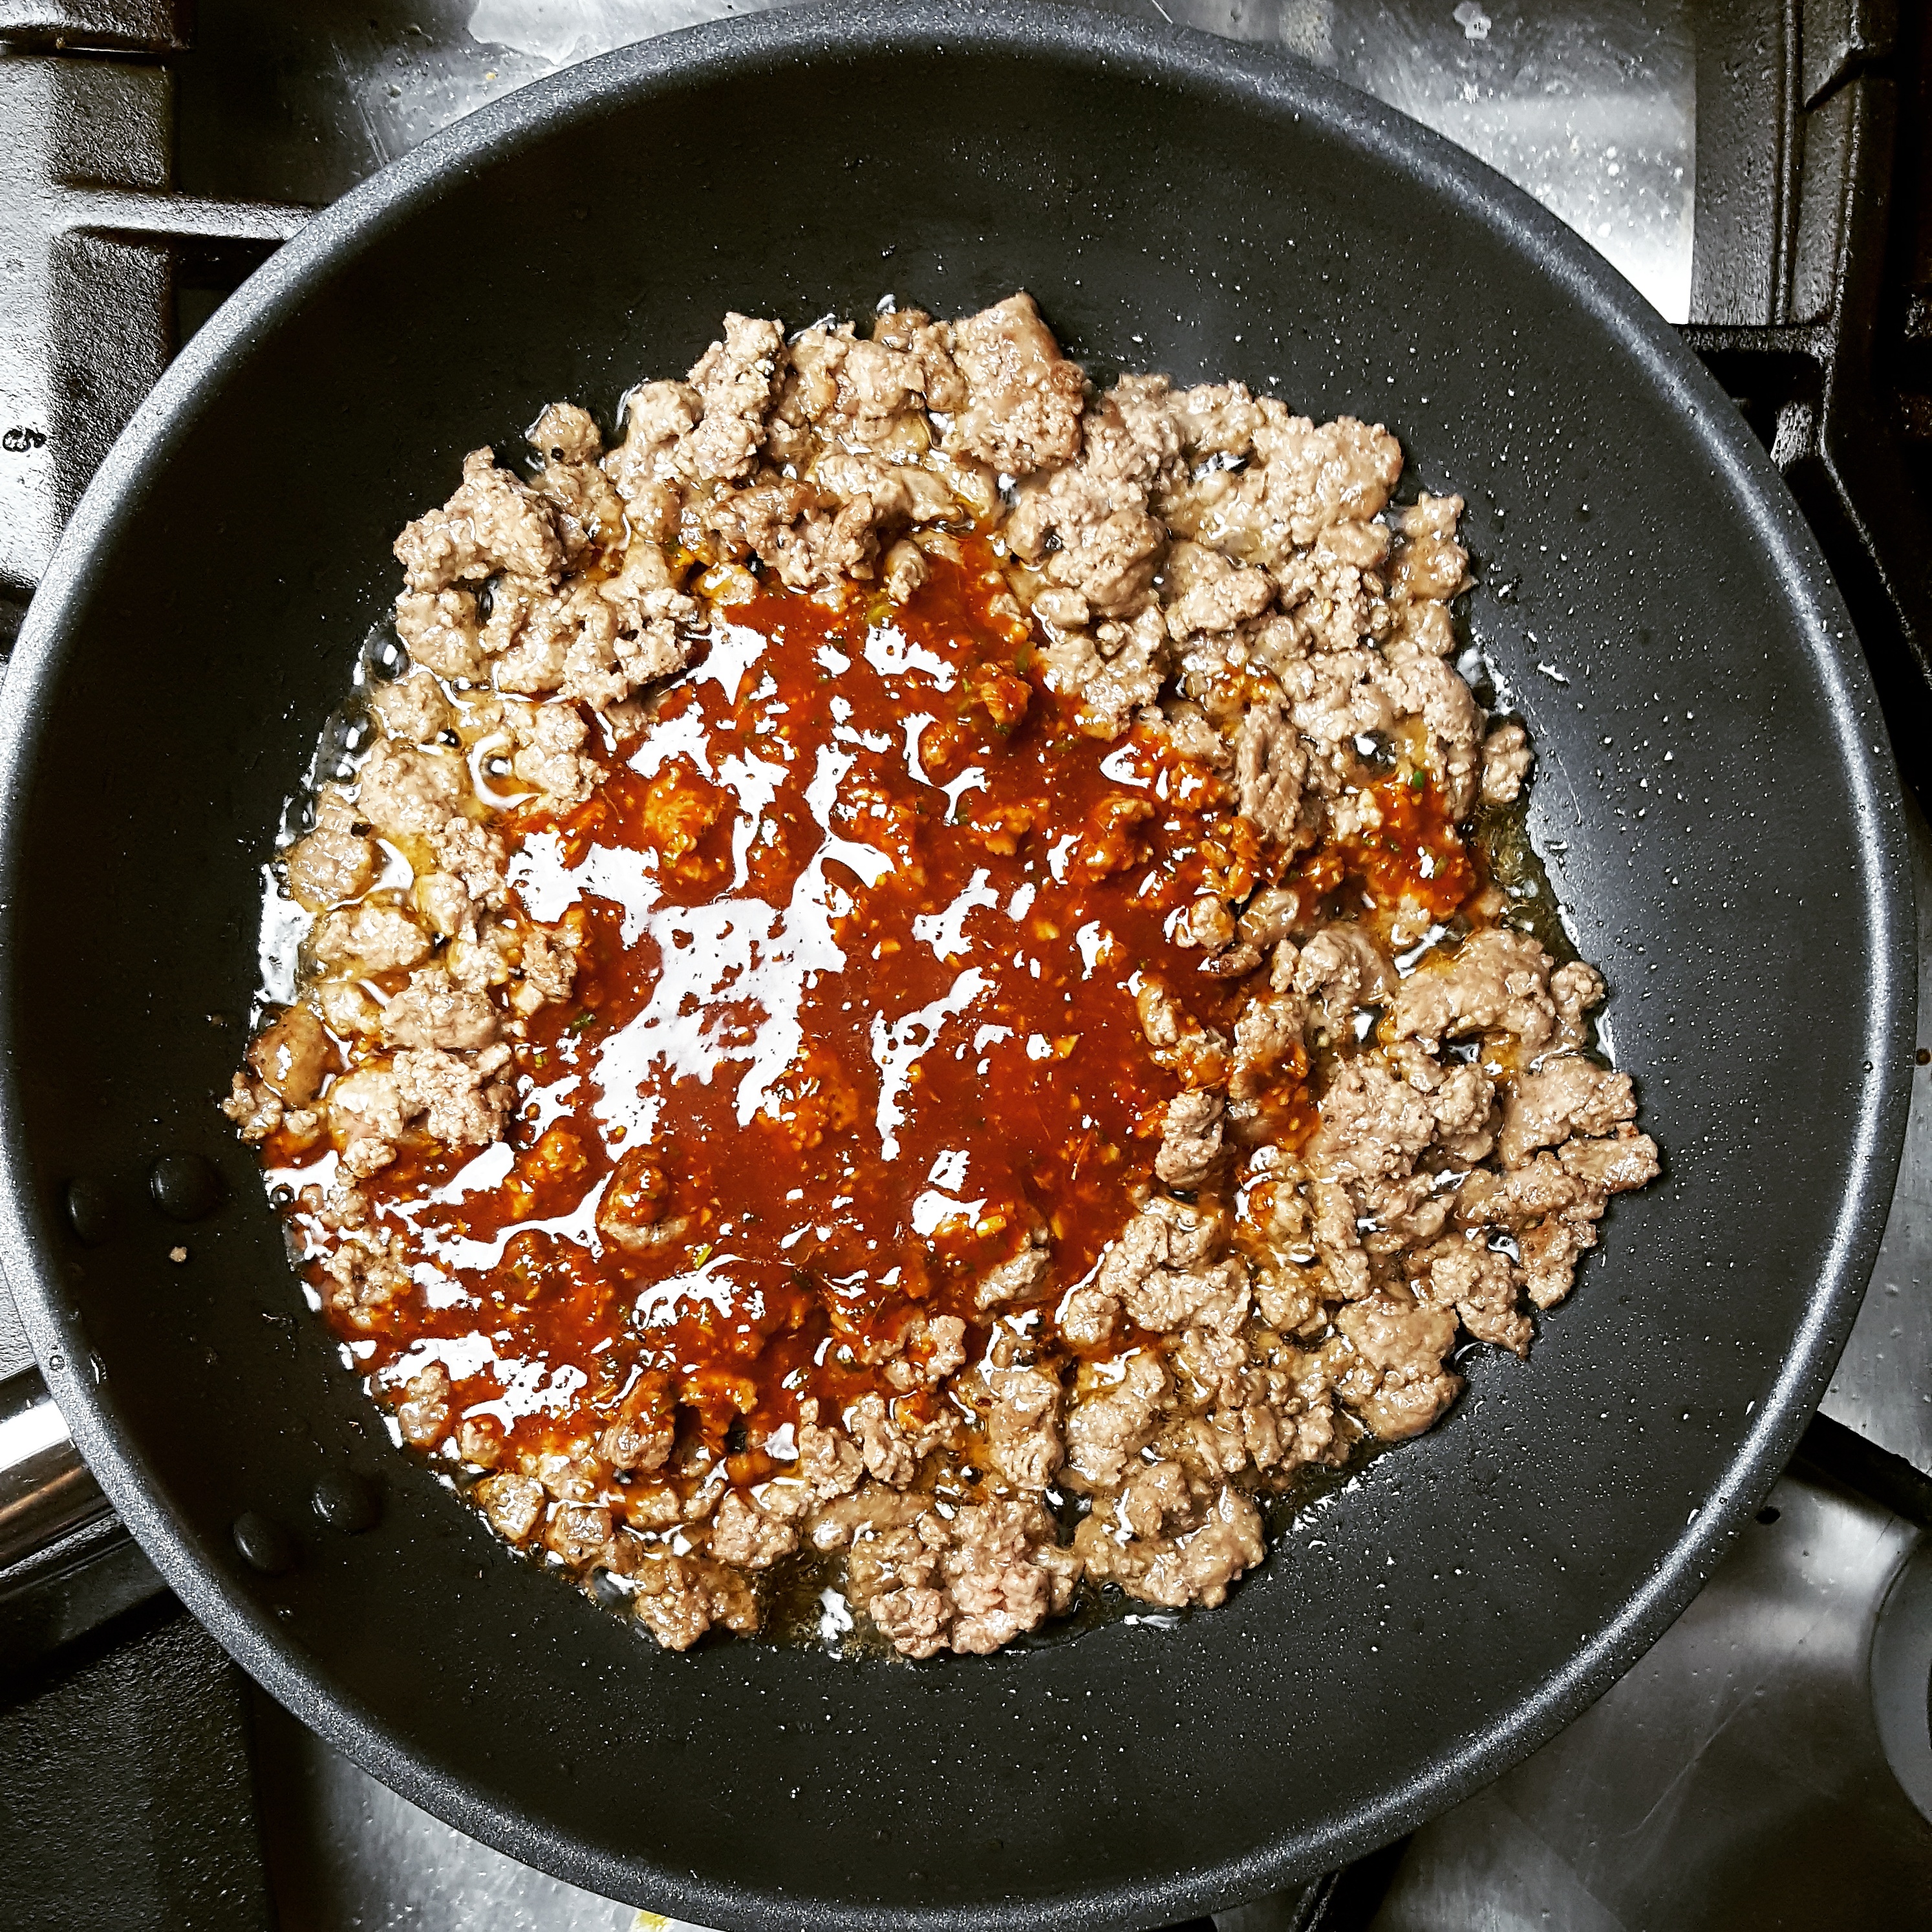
left=0, top=6, right=1908, bottom=1927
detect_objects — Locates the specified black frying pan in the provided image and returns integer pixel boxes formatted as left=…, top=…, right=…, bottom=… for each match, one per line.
left=0, top=6, right=1911, bottom=1927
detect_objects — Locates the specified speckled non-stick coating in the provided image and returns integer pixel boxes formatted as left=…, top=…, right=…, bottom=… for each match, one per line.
left=0, top=6, right=1910, bottom=1927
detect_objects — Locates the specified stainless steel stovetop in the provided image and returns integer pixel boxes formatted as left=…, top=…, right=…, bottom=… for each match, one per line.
left=0, top=5, right=1928, bottom=1929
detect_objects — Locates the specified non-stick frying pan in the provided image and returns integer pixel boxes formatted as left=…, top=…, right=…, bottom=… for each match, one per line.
left=0, top=5, right=1911, bottom=1927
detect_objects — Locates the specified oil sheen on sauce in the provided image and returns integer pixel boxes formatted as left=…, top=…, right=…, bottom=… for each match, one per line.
left=270, top=542, right=1490, bottom=1562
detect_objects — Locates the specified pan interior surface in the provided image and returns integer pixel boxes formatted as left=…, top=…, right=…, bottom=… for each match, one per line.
left=0, top=8, right=1907, bottom=1927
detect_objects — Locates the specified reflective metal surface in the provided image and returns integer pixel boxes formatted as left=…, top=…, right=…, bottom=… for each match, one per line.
left=1871, top=1540, right=1932, bottom=1827
left=1161, top=0, right=1697, bottom=319
left=1827, top=788, right=1932, bottom=1477
left=1366, top=1469, right=1932, bottom=1929
left=0, top=1370, right=103, bottom=1569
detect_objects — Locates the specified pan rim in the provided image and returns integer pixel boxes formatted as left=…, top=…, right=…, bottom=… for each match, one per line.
left=0, top=2, right=1912, bottom=1924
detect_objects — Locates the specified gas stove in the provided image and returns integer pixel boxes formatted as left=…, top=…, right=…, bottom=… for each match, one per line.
left=1, top=4, right=1929, bottom=1929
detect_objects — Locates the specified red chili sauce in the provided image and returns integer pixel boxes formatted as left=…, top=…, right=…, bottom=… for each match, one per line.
left=286, top=542, right=1480, bottom=1494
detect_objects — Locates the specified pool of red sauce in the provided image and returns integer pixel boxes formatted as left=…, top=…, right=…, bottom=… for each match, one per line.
left=277, top=542, right=1479, bottom=1494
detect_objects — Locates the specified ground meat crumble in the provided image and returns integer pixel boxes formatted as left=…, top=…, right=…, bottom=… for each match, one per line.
left=225, top=293, right=1658, bottom=1657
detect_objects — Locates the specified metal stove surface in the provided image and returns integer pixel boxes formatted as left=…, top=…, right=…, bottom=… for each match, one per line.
left=0, top=3, right=1928, bottom=1929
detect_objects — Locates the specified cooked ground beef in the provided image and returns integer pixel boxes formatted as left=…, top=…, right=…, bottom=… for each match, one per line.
left=225, top=294, right=1658, bottom=1658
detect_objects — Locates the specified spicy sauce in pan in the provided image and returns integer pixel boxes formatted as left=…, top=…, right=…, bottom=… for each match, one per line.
left=278, top=542, right=1479, bottom=1505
